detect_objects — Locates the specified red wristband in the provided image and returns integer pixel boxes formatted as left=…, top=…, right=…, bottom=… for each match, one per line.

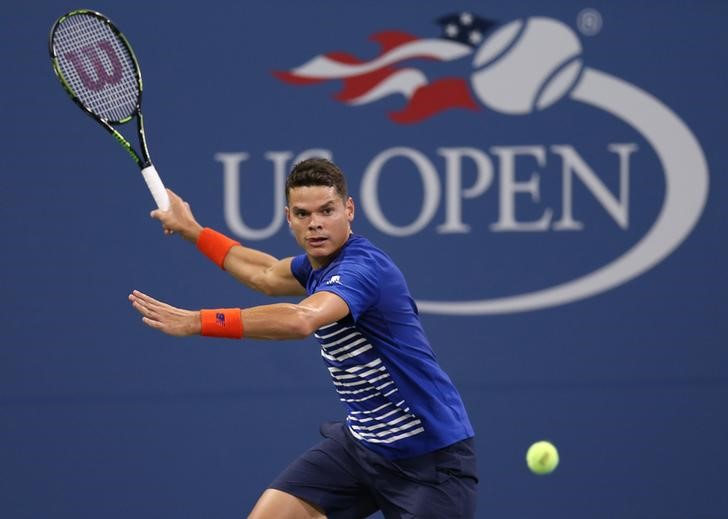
left=200, top=308, right=244, bottom=339
left=196, top=228, right=240, bottom=269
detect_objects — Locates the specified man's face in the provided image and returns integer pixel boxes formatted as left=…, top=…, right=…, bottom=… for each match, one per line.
left=286, top=185, right=354, bottom=268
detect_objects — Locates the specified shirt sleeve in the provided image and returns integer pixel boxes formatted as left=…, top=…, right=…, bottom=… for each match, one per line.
left=315, top=259, right=380, bottom=322
left=290, top=254, right=311, bottom=290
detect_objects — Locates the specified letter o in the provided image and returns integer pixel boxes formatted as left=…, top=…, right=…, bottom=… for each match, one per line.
left=360, top=148, right=440, bottom=237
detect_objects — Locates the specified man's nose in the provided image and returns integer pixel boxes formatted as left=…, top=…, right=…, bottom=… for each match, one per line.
left=308, top=214, right=323, bottom=229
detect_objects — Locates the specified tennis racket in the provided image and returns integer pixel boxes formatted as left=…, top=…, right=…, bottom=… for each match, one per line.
left=49, top=9, right=170, bottom=210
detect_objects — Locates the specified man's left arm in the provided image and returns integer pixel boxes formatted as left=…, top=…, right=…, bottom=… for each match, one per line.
left=128, top=289, right=350, bottom=340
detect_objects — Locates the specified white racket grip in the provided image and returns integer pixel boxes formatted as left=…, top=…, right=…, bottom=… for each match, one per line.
left=141, top=165, right=170, bottom=210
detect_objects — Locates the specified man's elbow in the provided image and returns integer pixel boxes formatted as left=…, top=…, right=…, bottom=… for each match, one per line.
left=289, top=309, right=320, bottom=339
left=249, top=274, right=279, bottom=297
left=257, top=283, right=278, bottom=297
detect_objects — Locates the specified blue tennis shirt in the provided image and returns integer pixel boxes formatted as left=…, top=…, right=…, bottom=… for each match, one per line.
left=291, top=234, right=474, bottom=460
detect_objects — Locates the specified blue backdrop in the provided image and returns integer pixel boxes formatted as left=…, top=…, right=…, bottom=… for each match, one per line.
left=2, top=1, right=727, bottom=518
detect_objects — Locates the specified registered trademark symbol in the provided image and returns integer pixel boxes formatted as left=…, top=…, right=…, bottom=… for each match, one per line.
left=577, top=8, right=603, bottom=36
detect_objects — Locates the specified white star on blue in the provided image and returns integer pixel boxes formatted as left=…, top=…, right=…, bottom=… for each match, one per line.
left=436, top=12, right=497, bottom=47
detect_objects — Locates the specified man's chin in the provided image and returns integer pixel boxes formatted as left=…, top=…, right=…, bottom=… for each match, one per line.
left=307, top=248, right=331, bottom=258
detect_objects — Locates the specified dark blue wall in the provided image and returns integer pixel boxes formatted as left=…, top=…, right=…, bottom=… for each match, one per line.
left=2, top=1, right=727, bottom=518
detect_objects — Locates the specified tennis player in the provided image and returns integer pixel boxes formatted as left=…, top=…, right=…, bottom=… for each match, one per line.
left=129, top=158, right=477, bottom=518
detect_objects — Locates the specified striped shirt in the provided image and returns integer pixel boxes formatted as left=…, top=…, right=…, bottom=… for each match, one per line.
left=291, top=234, right=474, bottom=460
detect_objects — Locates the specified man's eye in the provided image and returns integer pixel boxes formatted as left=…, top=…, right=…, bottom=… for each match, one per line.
left=323, top=208, right=333, bottom=215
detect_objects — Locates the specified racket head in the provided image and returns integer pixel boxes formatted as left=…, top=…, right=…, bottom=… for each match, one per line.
left=49, top=10, right=143, bottom=125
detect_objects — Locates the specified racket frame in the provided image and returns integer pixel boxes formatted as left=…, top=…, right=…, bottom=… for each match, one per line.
left=49, top=9, right=152, bottom=170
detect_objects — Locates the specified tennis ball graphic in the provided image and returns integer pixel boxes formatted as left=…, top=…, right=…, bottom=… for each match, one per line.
left=470, top=17, right=583, bottom=114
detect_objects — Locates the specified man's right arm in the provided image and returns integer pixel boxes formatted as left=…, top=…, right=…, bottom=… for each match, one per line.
left=150, top=188, right=306, bottom=297
left=222, top=250, right=306, bottom=297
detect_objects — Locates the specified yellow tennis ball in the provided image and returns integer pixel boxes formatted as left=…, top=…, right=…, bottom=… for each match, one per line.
left=526, top=441, right=559, bottom=475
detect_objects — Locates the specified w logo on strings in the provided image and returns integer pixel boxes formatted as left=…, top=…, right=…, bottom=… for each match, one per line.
left=64, top=40, right=123, bottom=91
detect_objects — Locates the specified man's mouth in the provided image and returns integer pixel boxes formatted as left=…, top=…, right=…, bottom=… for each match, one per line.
left=307, top=236, right=328, bottom=246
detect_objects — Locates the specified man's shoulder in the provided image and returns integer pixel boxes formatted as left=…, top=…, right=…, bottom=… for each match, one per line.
left=341, top=235, right=393, bottom=266
left=333, top=235, right=408, bottom=288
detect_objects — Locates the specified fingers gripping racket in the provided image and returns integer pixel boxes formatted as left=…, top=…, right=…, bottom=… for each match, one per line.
left=49, top=9, right=170, bottom=210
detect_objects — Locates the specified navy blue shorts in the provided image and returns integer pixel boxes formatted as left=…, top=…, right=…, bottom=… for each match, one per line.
left=269, top=422, right=478, bottom=518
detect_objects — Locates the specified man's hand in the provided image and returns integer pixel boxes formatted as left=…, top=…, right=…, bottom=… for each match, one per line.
left=129, top=290, right=201, bottom=337
left=150, top=189, right=204, bottom=242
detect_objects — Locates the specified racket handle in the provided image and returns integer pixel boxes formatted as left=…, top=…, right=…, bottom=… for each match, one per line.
left=141, top=164, right=170, bottom=210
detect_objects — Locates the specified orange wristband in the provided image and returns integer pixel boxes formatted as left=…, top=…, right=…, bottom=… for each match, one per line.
left=200, top=308, right=244, bottom=339
left=196, top=228, right=240, bottom=269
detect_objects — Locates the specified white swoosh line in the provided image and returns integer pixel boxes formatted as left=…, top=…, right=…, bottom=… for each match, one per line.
left=417, top=67, right=709, bottom=314
left=291, top=40, right=472, bottom=79
left=347, top=69, right=427, bottom=105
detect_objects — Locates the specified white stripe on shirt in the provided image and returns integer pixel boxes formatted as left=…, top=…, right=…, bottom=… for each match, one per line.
left=348, top=425, right=425, bottom=444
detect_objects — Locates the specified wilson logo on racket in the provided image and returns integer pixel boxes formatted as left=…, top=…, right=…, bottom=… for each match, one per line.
left=63, top=41, right=124, bottom=91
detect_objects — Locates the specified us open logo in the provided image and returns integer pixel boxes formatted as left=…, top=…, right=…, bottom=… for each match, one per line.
left=216, top=13, right=708, bottom=315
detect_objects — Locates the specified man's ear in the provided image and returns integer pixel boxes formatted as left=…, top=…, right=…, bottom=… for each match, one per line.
left=346, top=197, right=355, bottom=222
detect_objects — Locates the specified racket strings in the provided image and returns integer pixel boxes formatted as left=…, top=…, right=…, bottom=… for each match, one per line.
left=53, top=14, right=140, bottom=123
